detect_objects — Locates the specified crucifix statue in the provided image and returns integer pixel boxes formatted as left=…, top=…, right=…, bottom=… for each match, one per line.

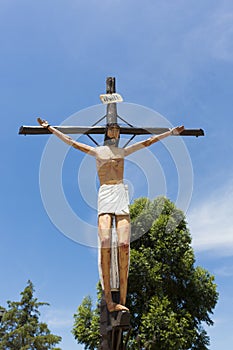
left=20, top=77, right=203, bottom=348
left=36, top=120, right=184, bottom=313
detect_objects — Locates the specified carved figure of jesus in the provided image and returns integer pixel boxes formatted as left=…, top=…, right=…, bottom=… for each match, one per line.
left=37, top=118, right=184, bottom=312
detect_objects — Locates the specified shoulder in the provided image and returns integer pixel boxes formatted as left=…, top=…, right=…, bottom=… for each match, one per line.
left=96, top=145, right=107, bottom=154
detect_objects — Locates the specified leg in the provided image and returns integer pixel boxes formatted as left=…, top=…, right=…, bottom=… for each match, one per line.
left=116, top=214, right=130, bottom=309
left=98, top=214, right=129, bottom=312
left=98, top=214, right=112, bottom=310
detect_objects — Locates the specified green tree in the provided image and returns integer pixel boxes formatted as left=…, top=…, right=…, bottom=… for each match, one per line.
left=0, top=280, right=62, bottom=350
left=72, top=295, right=100, bottom=350
left=72, top=197, right=218, bottom=349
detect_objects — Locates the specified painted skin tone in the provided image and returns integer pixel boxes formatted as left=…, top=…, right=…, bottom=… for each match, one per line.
left=37, top=118, right=184, bottom=312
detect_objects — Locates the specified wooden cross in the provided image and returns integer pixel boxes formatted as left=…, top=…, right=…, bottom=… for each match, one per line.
left=19, top=77, right=204, bottom=140
left=19, top=77, right=204, bottom=350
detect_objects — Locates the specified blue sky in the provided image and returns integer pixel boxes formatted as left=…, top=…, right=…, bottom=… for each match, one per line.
left=1, top=0, right=233, bottom=348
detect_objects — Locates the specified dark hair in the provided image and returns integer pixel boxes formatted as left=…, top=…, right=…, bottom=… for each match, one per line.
left=104, top=123, right=120, bottom=146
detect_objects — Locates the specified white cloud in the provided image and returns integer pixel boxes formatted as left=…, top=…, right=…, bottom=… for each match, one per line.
left=187, top=180, right=233, bottom=255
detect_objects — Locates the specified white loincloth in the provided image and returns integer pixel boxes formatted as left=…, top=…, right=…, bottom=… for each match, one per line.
left=98, top=183, right=130, bottom=216
left=98, top=183, right=130, bottom=290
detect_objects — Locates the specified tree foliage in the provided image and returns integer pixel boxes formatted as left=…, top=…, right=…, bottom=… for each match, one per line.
left=72, top=197, right=218, bottom=349
left=72, top=295, right=100, bottom=350
left=0, top=280, right=62, bottom=350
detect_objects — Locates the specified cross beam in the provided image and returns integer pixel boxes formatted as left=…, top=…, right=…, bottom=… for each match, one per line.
left=19, top=78, right=204, bottom=138
left=19, top=125, right=204, bottom=137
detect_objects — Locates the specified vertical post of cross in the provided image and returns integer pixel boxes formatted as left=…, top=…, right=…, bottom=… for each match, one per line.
left=106, top=77, right=118, bottom=125
left=99, top=77, right=122, bottom=349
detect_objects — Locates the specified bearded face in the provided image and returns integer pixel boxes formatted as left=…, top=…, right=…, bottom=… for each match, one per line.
left=104, top=125, right=120, bottom=146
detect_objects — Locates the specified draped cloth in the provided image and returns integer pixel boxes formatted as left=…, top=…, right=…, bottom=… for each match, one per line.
left=98, top=183, right=130, bottom=290
left=98, top=183, right=129, bottom=215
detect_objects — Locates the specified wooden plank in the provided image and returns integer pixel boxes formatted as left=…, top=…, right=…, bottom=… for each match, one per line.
left=19, top=125, right=204, bottom=137
left=18, top=125, right=106, bottom=135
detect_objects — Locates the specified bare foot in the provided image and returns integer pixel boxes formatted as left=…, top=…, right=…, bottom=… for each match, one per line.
left=107, top=302, right=129, bottom=313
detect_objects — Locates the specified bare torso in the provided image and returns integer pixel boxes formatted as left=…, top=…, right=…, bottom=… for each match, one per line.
left=95, top=146, right=125, bottom=185
left=37, top=118, right=183, bottom=313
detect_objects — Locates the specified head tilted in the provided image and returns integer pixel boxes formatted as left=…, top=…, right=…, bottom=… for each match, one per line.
left=104, top=123, right=120, bottom=146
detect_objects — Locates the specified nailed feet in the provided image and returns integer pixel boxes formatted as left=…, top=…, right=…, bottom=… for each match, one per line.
left=107, top=302, right=129, bottom=313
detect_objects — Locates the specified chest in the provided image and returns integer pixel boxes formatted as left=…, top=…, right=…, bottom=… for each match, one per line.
left=96, top=146, right=124, bottom=162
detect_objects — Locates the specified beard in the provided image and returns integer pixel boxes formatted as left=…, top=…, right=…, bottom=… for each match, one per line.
left=104, top=137, right=119, bottom=147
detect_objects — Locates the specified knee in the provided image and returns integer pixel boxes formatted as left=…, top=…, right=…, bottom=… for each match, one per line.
left=100, top=236, right=111, bottom=248
left=119, top=241, right=129, bottom=251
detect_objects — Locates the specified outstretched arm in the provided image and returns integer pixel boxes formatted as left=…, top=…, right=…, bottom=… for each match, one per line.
left=124, top=126, right=184, bottom=156
left=37, top=118, right=96, bottom=156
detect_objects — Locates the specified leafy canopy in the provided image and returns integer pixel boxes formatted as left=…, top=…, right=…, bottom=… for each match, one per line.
left=72, top=197, right=218, bottom=350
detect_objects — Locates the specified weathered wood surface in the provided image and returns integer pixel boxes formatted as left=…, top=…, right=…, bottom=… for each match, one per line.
left=19, top=125, right=204, bottom=136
